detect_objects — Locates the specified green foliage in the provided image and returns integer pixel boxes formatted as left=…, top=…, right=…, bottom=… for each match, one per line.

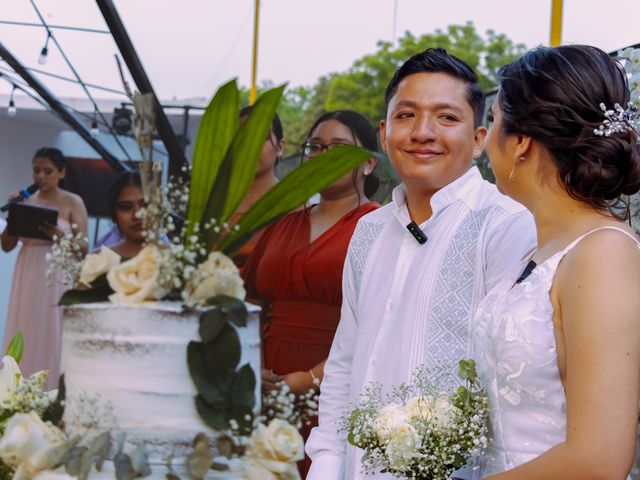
left=187, top=79, right=239, bottom=241
left=42, top=374, right=66, bottom=427
left=187, top=305, right=256, bottom=435
left=5, top=332, right=24, bottom=364
left=218, top=146, right=381, bottom=254
left=58, top=273, right=113, bottom=306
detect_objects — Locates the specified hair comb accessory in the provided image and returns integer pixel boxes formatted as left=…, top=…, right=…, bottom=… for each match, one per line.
left=593, top=102, right=639, bottom=138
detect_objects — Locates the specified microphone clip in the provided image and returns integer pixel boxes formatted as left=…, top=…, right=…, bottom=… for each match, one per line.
left=406, top=221, right=428, bottom=244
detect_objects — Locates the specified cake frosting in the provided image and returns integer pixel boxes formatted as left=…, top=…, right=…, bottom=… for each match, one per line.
left=60, top=301, right=260, bottom=476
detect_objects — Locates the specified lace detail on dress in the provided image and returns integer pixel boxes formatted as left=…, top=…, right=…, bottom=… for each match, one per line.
left=349, top=220, right=384, bottom=299
left=422, top=208, right=491, bottom=389
left=473, top=226, right=640, bottom=475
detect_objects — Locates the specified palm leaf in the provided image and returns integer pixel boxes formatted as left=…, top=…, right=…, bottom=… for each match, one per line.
left=218, top=146, right=379, bottom=254
left=185, top=79, right=239, bottom=239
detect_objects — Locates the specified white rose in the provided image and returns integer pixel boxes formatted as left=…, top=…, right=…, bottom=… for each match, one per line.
left=375, top=402, right=410, bottom=443
left=405, top=395, right=453, bottom=427
left=243, top=419, right=303, bottom=480
left=0, top=412, right=68, bottom=479
left=431, top=396, right=454, bottom=427
left=107, top=245, right=162, bottom=304
left=186, top=252, right=246, bottom=304
left=385, top=424, right=421, bottom=473
left=78, top=247, right=120, bottom=287
left=0, top=355, right=22, bottom=404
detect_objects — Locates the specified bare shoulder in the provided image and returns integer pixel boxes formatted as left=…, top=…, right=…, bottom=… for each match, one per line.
left=558, top=226, right=640, bottom=297
left=61, top=190, right=84, bottom=205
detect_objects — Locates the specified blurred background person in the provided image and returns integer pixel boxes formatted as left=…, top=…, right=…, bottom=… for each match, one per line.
left=104, top=172, right=146, bottom=259
left=241, top=109, right=380, bottom=475
left=1, top=147, right=88, bottom=389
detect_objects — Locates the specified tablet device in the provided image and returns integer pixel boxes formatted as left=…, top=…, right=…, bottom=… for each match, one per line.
left=6, top=204, right=59, bottom=240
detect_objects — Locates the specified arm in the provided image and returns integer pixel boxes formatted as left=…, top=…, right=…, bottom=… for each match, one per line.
left=69, top=194, right=89, bottom=256
left=485, top=230, right=640, bottom=480
left=483, top=209, right=536, bottom=293
left=283, top=359, right=326, bottom=395
left=305, top=247, right=359, bottom=480
left=1, top=228, right=18, bottom=252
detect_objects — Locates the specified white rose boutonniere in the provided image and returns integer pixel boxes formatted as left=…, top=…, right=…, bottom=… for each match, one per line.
left=0, top=412, right=69, bottom=480
left=107, top=245, right=162, bottom=305
left=385, top=424, right=421, bottom=472
left=78, top=247, right=121, bottom=287
left=186, top=251, right=246, bottom=305
left=242, top=419, right=304, bottom=480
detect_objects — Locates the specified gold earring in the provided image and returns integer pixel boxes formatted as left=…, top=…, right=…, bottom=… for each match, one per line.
left=508, top=156, right=525, bottom=182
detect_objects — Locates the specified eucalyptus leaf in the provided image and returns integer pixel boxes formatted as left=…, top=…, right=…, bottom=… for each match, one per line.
left=64, top=446, right=91, bottom=479
left=90, top=431, right=111, bottom=471
left=230, top=364, right=256, bottom=410
left=210, top=462, right=230, bottom=472
left=130, top=442, right=151, bottom=477
left=216, top=435, right=234, bottom=459
left=186, top=79, right=239, bottom=240
left=199, top=309, right=226, bottom=343
left=195, top=395, right=230, bottom=430
left=205, top=295, right=248, bottom=327
left=42, top=374, right=66, bottom=426
left=5, top=331, right=24, bottom=363
left=218, top=146, right=379, bottom=254
left=202, top=323, right=241, bottom=374
left=187, top=433, right=214, bottom=479
left=114, top=452, right=136, bottom=480
left=187, top=342, right=233, bottom=409
left=59, top=282, right=114, bottom=305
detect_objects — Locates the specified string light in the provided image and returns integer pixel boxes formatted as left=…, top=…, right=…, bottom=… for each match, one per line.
left=38, top=33, right=51, bottom=65
left=7, top=86, right=16, bottom=117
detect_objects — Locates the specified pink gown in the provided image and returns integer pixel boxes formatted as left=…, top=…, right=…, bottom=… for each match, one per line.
left=3, top=218, right=70, bottom=390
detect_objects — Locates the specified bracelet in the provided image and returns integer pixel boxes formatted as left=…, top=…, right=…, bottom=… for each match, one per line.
left=309, top=369, right=321, bottom=388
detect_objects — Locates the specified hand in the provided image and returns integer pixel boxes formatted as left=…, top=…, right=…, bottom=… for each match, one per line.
left=282, top=370, right=315, bottom=396
left=38, top=221, right=63, bottom=240
left=261, top=368, right=283, bottom=393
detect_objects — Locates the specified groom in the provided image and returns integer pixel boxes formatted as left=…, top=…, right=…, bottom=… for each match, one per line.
left=305, top=48, right=536, bottom=479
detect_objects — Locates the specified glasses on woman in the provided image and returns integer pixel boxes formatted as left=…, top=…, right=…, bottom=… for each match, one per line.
left=301, top=141, right=352, bottom=160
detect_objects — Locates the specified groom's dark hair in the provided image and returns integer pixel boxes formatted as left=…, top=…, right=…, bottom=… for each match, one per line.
left=384, top=48, right=485, bottom=127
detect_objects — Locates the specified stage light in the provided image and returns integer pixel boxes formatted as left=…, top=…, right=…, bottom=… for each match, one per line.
left=112, top=106, right=132, bottom=135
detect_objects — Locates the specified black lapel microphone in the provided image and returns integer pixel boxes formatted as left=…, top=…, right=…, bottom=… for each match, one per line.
left=406, top=221, right=428, bottom=244
left=516, top=260, right=537, bottom=284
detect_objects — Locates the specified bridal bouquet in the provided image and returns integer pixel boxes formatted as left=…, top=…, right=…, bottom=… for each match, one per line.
left=342, top=360, right=488, bottom=480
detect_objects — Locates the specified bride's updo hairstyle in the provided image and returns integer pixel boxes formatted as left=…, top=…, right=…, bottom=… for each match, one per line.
left=497, top=45, right=640, bottom=217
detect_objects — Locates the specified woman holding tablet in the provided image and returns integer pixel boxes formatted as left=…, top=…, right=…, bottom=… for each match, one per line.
left=1, top=147, right=88, bottom=389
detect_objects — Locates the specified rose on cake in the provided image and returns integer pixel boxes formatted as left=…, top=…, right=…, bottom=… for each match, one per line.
left=77, top=247, right=120, bottom=288
left=106, top=245, right=164, bottom=304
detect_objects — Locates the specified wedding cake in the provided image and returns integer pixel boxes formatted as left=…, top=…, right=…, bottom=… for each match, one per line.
left=60, top=301, right=261, bottom=478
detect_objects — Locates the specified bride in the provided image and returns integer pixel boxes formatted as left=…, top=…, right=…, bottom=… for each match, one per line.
left=474, top=45, right=640, bottom=479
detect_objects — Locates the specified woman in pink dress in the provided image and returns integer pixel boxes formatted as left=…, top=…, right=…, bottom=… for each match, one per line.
left=1, top=148, right=88, bottom=389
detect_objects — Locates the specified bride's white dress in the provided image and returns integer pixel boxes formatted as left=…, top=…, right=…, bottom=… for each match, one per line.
left=472, top=227, right=639, bottom=476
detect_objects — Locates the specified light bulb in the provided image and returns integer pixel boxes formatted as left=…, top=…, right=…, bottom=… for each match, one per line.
left=7, top=100, right=16, bottom=117
left=90, top=121, right=99, bottom=138
left=38, top=46, right=48, bottom=65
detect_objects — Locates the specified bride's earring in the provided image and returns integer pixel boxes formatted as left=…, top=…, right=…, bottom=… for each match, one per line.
left=508, top=156, right=524, bottom=182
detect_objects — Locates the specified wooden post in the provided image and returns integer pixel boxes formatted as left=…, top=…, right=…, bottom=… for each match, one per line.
left=249, top=0, right=260, bottom=105
left=550, top=0, right=564, bottom=47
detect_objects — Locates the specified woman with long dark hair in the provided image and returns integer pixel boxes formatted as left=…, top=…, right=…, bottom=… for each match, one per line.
left=242, top=109, right=380, bottom=474
left=474, top=45, right=640, bottom=478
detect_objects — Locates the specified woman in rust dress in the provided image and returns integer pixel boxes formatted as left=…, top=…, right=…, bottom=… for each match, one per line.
left=241, top=110, right=380, bottom=474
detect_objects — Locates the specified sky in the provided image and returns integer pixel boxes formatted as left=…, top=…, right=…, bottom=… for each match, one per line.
left=0, top=0, right=639, bottom=103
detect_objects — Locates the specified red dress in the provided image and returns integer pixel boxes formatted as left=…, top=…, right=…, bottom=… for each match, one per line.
left=242, top=202, right=379, bottom=376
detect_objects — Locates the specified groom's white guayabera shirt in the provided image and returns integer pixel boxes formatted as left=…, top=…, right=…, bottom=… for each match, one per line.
left=306, top=167, right=537, bottom=480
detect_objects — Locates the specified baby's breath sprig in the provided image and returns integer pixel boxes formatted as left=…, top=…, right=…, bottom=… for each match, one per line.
left=45, top=227, right=87, bottom=286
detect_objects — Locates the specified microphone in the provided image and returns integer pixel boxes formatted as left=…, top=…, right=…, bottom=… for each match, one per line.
left=1, top=184, right=38, bottom=212
left=406, top=221, right=428, bottom=244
